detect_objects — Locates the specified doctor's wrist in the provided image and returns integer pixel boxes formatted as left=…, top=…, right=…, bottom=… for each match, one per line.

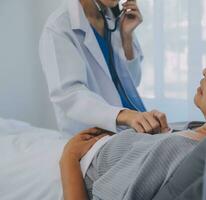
left=121, top=34, right=134, bottom=60
left=116, top=109, right=131, bottom=126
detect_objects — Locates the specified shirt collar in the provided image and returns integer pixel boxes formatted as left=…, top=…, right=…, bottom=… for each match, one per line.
left=67, top=0, right=115, bottom=32
left=67, top=0, right=90, bottom=32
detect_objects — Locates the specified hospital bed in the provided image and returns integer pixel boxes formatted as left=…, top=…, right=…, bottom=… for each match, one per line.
left=0, top=117, right=205, bottom=200
left=0, top=118, right=105, bottom=200
left=0, top=118, right=65, bottom=200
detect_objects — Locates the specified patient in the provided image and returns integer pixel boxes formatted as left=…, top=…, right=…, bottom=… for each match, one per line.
left=60, top=68, right=206, bottom=200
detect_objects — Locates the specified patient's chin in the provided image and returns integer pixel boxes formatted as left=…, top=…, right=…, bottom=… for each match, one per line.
left=201, top=107, right=206, bottom=118
left=194, top=94, right=202, bottom=112
left=194, top=96, right=206, bottom=117
left=194, top=94, right=199, bottom=107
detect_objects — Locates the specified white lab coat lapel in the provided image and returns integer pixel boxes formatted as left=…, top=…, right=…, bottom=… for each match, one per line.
left=83, top=28, right=112, bottom=78
left=67, top=0, right=112, bottom=79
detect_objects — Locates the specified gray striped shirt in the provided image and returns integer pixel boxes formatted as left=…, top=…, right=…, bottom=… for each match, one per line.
left=85, top=129, right=198, bottom=200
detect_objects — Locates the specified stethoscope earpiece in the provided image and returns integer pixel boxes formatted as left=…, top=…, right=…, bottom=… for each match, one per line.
left=92, top=0, right=102, bottom=12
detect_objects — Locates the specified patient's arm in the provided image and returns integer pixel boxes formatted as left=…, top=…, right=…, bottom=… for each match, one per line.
left=60, top=155, right=88, bottom=200
left=60, top=128, right=108, bottom=200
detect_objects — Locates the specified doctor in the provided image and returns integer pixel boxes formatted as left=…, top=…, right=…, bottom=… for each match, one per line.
left=39, top=0, right=169, bottom=135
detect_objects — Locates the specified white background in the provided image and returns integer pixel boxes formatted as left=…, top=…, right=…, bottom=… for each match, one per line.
left=0, top=0, right=205, bottom=130
left=137, top=0, right=206, bottom=122
left=0, top=0, right=59, bottom=129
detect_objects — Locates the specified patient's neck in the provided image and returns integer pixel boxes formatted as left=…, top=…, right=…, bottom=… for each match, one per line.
left=195, top=123, right=206, bottom=135
left=177, top=123, right=206, bottom=142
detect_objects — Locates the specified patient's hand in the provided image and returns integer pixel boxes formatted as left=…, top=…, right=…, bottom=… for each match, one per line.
left=60, top=128, right=109, bottom=200
left=61, top=128, right=109, bottom=162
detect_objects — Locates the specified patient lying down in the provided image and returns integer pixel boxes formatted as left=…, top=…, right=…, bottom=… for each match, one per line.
left=60, top=69, right=206, bottom=200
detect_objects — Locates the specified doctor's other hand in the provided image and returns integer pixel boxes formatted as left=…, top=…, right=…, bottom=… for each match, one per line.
left=60, top=128, right=108, bottom=162
left=120, top=0, right=143, bottom=36
left=117, top=109, right=170, bottom=134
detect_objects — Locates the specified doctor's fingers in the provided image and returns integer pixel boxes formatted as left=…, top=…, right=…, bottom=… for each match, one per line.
left=142, top=112, right=161, bottom=133
left=123, top=4, right=143, bottom=22
left=123, top=3, right=138, bottom=11
left=131, top=114, right=155, bottom=133
left=137, top=117, right=154, bottom=133
left=132, top=123, right=145, bottom=133
left=124, top=11, right=142, bottom=22
left=151, top=110, right=170, bottom=133
left=122, top=1, right=141, bottom=13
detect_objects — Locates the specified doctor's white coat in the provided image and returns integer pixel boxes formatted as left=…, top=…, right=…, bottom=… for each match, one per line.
left=39, top=0, right=143, bottom=135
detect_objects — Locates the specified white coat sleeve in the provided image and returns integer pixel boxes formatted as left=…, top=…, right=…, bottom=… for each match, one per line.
left=118, top=34, right=144, bottom=87
left=39, top=28, right=123, bottom=133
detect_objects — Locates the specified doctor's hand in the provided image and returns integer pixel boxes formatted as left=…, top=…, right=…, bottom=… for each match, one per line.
left=120, top=0, right=143, bottom=37
left=117, top=110, right=170, bottom=134
left=61, top=128, right=109, bottom=162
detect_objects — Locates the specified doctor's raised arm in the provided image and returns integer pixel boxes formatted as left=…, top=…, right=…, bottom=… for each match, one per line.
left=39, top=0, right=169, bottom=135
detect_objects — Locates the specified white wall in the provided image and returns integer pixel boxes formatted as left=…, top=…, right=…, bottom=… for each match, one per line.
left=0, top=0, right=60, bottom=129
left=0, top=0, right=205, bottom=129
left=137, top=0, right=206, bottom=123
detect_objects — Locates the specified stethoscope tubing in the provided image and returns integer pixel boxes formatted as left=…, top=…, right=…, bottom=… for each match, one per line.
left=92, top=0, right=147, bottom=112
left=92, top=0, right=124, bottom=32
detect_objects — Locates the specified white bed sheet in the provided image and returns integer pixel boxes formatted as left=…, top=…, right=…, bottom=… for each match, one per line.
left=0, top=118, right=68, bottom=200
left=0, top=118, right=171, bottom=200
left=0, top=118, right=114, bottom=200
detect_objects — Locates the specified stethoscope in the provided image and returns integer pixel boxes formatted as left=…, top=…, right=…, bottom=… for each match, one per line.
left=92, top=0, right=147, bottom=112
left=92, top=0, right=125, bottom=32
